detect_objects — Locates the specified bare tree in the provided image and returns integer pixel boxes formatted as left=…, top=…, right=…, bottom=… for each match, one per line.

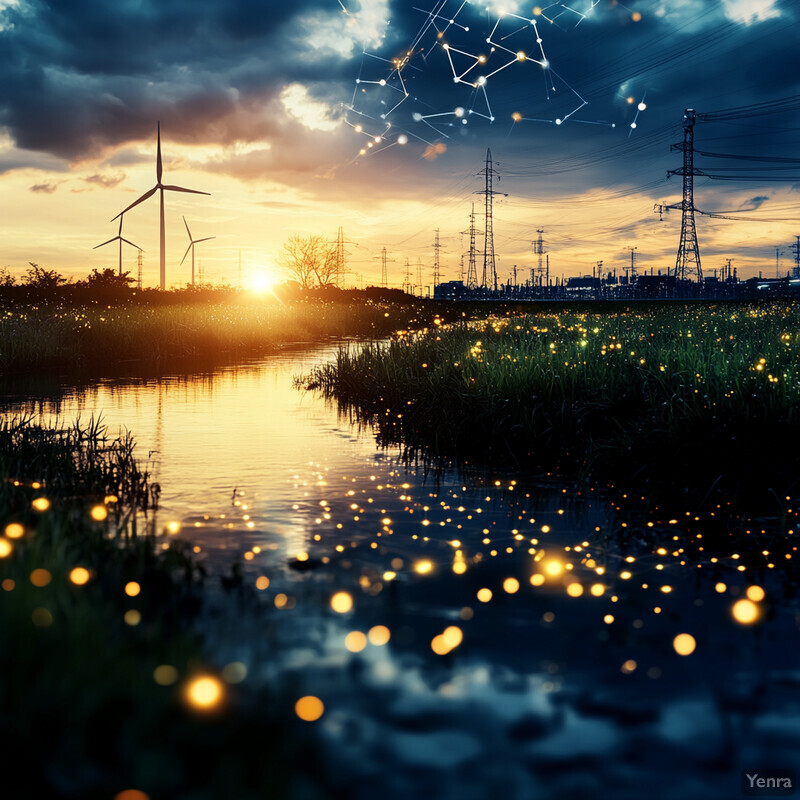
left=277, top=235, right=339, bottom=289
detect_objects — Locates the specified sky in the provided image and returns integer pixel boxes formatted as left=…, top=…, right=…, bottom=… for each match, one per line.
left=0, top=0, right=798, bottom=289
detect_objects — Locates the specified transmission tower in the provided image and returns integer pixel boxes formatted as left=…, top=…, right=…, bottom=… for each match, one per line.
left=381, top=247, right=388, bottom=287
left=667, top=108, right=704, bottom=282
left=416, top=257, right=423, bottom=296
left=403, top=258, right=412, bottom=293
left=533, top=229, right=545, bottom=285
left=433, top=229, right=441, bottom=287
left=476, top=148, right=506, bottom=291
left=463, top=203, right=479, bottom=289
left=137, top=249, right=143, bottom=290
left=334, top=227, right=346, bottom=287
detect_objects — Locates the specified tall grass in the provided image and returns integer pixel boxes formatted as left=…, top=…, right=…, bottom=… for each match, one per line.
left=0, top=418, right=318, bottom=798
left=0, top=297, right=444, bottom=375
left=305, top=302, right=800, bottom=508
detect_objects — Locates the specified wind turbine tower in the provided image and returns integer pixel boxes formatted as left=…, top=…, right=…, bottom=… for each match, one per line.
left=93, top=213, right=143, bottom=275
left=180, top=217, right=216, bottom=286
left=112, top=123, right=210, bottom=290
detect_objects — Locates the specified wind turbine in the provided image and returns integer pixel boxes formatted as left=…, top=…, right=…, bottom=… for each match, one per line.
left=180, top=216, right=215, bottom=286
left=112, top=122, right=209, bottom=290
left=93, top=213, right=143, bottom=275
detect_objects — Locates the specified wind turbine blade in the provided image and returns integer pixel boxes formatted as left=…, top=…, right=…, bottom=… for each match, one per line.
left=93, top=237, right=118, bottom=250
left=161, top=185, right=210, bottom=196
left=180, top=243, right=193, bottom=265
left=157, top=121, right=163, bottom=183
left=183, top=215, right=192, bottom=240
left=111, top=185, right=157, bottom=221
left=120, top=237, right=143, bottom=250
left=196, top=237, right=216, bottom=243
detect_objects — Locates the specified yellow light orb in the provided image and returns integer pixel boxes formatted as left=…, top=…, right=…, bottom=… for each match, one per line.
left=746, top=585, right=765, bottom=602
left=330, top=591, right=353, bottom=613
left=530, top=574, right=545, bottom=586
left=32, top=497, right=50, bottom=512
left=732, top=598, right=760, bottom=625
left=715, top=582, right=727, bottom=593
left=503, top=577, right=520, bottom=594
left=69, top=567, right=90, bottom=586
left=414, top=560, right=433, bottom=574
left=431, top=634, right=451, bottom=655
left=566, top=583, right=584, bottom=597
left=477, top=587, right=492, bottom=603
left=0, top=539, right=12, bottom=558
left=124, top=581, right=141, bottom=597
left=442, top=625, right=463, bottom=649
left=544, top=560, right=563, bottom=577
left=345, top=631, right=367, bottom=652
left=368, top=625, right=391, bottom=646
left=90, top=504, right=108, bottom=521
left=124, top=609, right=142, bottom=626
left=153, top=665, right=179, bottom=686
left=255, top=576, right=270, bottom=590
left=5, top=523, right=24, bottom=539
left=30, top=568, right=52, bottom=587
left=673, top=633, right=696, bottom=656
left=590, top=583, right=606, bottom=597
left=603, top=614, right=614, bottom=624
left=295, top=695, right=324, bottom=721
left=114, top=791, right=151, bottom=800
left=186, top=675, right=224, bottom=710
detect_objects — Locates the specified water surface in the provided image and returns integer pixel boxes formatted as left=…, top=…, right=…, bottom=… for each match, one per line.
left=5, top=343, right=799, bottom=800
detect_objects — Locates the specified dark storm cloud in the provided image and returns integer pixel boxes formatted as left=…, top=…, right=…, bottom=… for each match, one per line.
left=1, top=0, right=798, bottom=196
left=0, top=0, right=347, bottom=161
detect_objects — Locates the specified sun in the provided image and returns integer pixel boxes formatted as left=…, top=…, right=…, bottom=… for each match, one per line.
left=247, top=269, right=280, bottom=294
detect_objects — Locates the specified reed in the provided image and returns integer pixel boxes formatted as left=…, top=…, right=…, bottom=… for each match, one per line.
left=0, top=418, right=315, bottom=798
left=0, top=297, right=444, bottom=375
left=305, top=302, right=800, bottom=508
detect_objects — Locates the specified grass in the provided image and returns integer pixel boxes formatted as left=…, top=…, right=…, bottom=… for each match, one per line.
left=303, top=301, right=800, bottom=511
left=0, top=295, right=449, bottom=375
left=0, top=417, right=323, bottom=799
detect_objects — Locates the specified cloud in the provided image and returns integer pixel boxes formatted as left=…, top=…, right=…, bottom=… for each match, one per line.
left=29, top=182, right=59, bottom=193
left=748, top=195, right=769, bottom=209
left=722, top=0, right=780, bottom=24
left=83, top=173, right=126, bottom=189
left=280, top=83, right=341, bottom=132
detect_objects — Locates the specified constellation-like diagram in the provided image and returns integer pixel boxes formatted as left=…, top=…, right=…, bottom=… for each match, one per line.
left=339, top=0, right=645, bottom=156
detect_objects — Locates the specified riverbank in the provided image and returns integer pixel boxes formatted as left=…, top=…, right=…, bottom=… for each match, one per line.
left=0, top=417, right=324, bottom=799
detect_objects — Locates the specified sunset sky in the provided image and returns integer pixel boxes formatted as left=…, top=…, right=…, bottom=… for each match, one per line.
left=0, top=0, right=798, bottom=288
